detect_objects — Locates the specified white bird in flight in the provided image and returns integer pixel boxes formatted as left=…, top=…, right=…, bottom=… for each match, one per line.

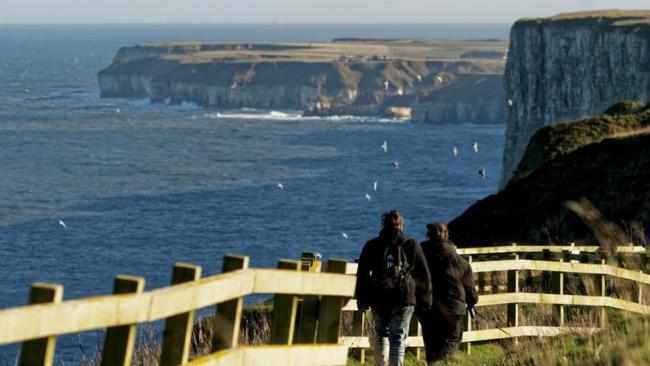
left=364, top=193, right=372, bottom=202
left=373, top=181, right=378, bottom=192
left=392, top=160, right=400, bottom=169
left=58, top=220, right=67, bottom=229
left=341, top=232, right=349, bottom=239
left=381, top=140, right=388, bottom=153
left=507, top=99, right=513, bottom=107
left=472, top=141, right=479, bottom=154
left=435, top=75, right=443, bottom=84
left=452, top=146, right=459, bottom=157
left=383, top=80, right=389, bottom=91
left=277, top=183, right=284, bottom=190
left=479, top=168, right=487, bottom=179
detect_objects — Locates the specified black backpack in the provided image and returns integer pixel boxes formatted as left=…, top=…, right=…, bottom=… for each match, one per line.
left=379, top=242, right=414, bottom=292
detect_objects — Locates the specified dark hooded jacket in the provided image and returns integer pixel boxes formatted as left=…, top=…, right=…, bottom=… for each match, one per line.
left=420, top=239, right=478, bottom=317
left=355, top=229, right=432, bottom=309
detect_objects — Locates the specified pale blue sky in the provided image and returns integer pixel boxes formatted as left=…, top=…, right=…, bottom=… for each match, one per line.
left=0, top=0, right=648, bottom=24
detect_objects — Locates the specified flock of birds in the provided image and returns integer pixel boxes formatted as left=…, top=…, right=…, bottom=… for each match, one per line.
left=273, top=138, right=487, bottom=240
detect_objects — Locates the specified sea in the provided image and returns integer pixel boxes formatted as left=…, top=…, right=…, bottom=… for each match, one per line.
left=0, top=23, right=508, bottom=363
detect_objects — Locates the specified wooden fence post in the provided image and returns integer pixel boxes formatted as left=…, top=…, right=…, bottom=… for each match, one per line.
left=351, top=309, right=366, bottom=363
left=295, top=252, right=322, bottom=344
left=407, top=313, right=422, bottom=359
left=595, top=259, right=607, bottom=328
left=507, top=253, right=519, bottom=345
left=634, top=270, right=644, bottom=305
left=270, top=259, right=301, bottom=345
left=463, top=255, right=473, bottom=354
left=552, top=257, right=564, bottom=327
left=18, top=283, right=63, bottom=366
left=212, top=254, right=249, bottom=352
left=101, top=275, right=145, bottom=366
left=160, top=263, right=202, bottom=366
left=462, top=310, right=472, bottom=354
left=317, top=259, right=348, bottom=343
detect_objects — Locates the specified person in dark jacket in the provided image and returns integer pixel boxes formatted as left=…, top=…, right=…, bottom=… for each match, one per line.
left=355, top=210, right=432, bottom=366
left=417, top=222, right=478, bottom=364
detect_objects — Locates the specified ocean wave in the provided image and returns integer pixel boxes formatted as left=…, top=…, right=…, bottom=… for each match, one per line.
left=204, top=110, right=407, bottom=123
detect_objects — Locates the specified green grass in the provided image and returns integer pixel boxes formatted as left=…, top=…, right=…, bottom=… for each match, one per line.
left=347, top=314, right=650, bottom=366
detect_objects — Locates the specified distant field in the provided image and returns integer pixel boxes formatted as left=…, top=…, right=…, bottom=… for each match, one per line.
left=150, top=39, right=509, bottom=64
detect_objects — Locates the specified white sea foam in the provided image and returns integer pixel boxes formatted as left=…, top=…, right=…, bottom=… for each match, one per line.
left=204, top=110, right=407, bottom=123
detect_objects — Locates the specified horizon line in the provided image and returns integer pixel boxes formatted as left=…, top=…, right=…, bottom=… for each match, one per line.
left=0, top=21, right=512, bottom=26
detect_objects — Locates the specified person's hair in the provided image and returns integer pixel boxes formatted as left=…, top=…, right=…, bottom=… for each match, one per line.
left=426, top=222, right=449, bottom=241
left=382, top=210, right=404, bottom=231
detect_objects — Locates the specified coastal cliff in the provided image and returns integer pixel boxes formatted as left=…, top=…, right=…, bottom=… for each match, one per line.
left=449, top=105, right=650, bottom=246
left=501, top=11, right=650, bottom=185
left=98, top=41, right=506, bottom=121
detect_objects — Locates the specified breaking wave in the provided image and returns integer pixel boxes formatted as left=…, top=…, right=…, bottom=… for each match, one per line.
left=204, top=110, right=407, bottom=123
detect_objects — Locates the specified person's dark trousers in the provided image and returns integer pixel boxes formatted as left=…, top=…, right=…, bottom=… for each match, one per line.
left=371, top=305, right=414, bottom=366
left=416, top=306, right=464, bottom=364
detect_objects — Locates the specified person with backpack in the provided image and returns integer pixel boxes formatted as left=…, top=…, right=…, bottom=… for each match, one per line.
left=418, top=222, right=478, bottom=364
left=355, top=210, right=432, bottom=366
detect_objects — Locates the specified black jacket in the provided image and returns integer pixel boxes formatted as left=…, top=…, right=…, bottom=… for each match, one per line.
left=420, top=239, right=478, bottom=317
left=355, top=229, right=432, bottom=309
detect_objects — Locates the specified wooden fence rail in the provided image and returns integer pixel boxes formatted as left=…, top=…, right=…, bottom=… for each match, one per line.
left=0, top=244, right=647, bottom=366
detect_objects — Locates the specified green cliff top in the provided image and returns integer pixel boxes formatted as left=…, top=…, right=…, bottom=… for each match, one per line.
left=516, top=10, right=650, bottom=29
left=509, top=101, right=650, bottom=185
left=112, top=40, right=508, bottom=65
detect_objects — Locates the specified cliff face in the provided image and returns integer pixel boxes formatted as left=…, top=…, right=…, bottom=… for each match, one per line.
left=449, top=106, right=650, bottom=246
left=410, top=74, right=505, bottom=123
left=501, top=11, right=650, bottom=185
left=98, top=42, right=506, bottom=120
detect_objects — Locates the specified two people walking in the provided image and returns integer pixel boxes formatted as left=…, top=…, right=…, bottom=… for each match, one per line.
left=355, top=210, right=477, bottom=365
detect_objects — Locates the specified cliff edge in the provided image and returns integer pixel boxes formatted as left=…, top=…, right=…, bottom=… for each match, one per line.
left=501, top=10, right=650, bottom=186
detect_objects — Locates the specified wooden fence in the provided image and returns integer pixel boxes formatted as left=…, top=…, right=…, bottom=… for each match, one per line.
left=0, top=244, right=647, bottom=366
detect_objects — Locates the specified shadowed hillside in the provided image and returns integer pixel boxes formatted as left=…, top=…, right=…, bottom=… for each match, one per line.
left=449, top=104, right=650, bottom=246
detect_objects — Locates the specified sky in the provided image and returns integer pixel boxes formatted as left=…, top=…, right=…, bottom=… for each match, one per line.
left=0, top=0, right=648, bottom=24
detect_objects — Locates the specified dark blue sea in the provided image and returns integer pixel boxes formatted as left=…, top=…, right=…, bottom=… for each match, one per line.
left=0, top=24, right=507, bottom=363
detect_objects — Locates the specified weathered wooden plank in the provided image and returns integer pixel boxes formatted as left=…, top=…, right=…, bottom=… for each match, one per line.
left=102, top=275, right=145, bottom=366
left=184, top=344, right=349, bottom=366
left=316, top=259, right=348, bottom=343
left=160, top=263, right=202, bottom=366
left=212, top=255, right=249, bottom=352
left=457, top=244, right=644, bottom=256
left=269, top=260, right=301, bottom=345
left=253, top=270, right=355, bottom=297
left=18, top=283, right=63, bottom=366
left=470, top=260, right=650, bottom=284
left=340, top=326, right=599, bottom=349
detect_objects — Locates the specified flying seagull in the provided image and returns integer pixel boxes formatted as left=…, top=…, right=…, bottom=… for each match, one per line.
left=479, top=168, right=487, bottom=179
left=58, top=219, right=67, bottom=229
left=392, top=160, right=400, bottom=170
left=452, top=146, right=459, bottom=157
left=416, top=75, right=422, bottom=82
left=507, top=99, right=513, bottom=107
left=277, top=183, right=284, bottom=190
left=383, top=80, right=389, bottom=91
left=472, top=141, right=479, bottom=154
left=435, top=75, right=443, bottom=83
left=364, top=193, right=372, bottom=202
left=381, top=140, right=388, bottom=153
left=373, top=181, right=378, bottom=192
left=341, top=232, right=349, bottom=240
